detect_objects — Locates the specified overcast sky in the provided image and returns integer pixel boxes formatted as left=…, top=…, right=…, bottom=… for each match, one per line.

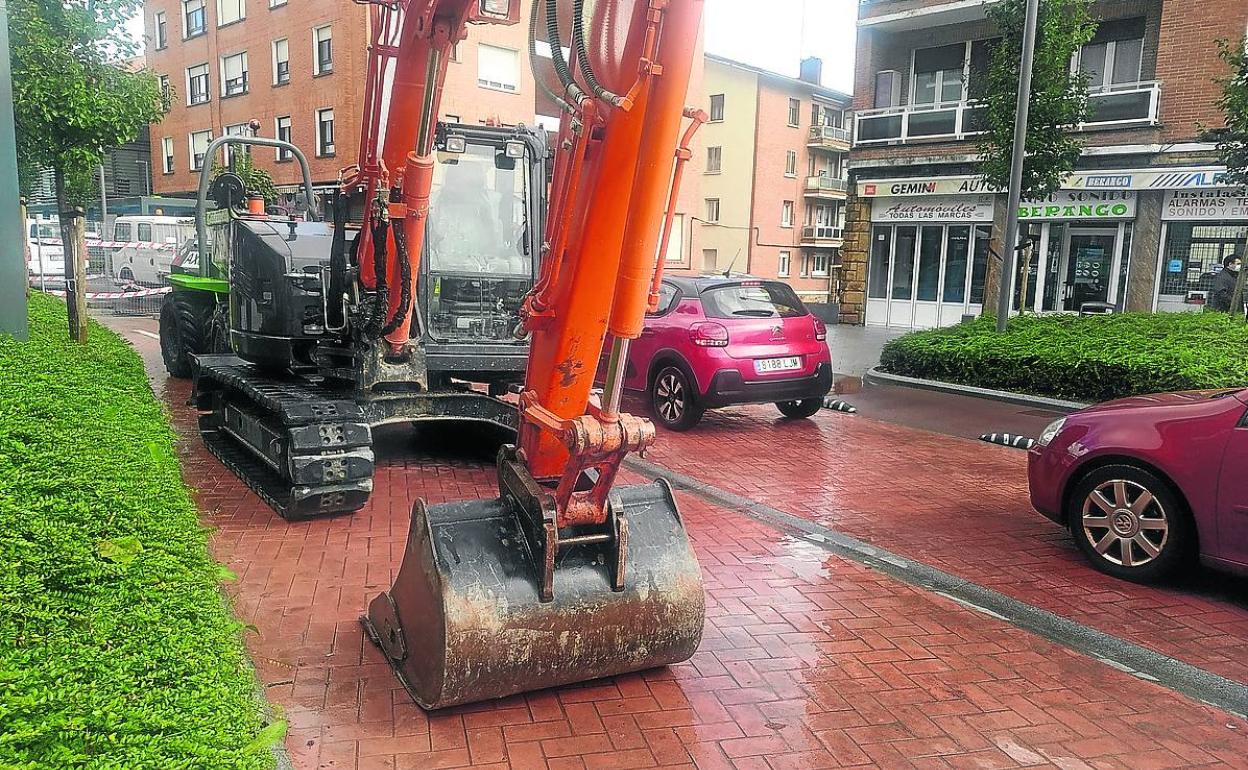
left=704, top=0, right=858, bottom=94
left=126, top=0, right=859, bottom=93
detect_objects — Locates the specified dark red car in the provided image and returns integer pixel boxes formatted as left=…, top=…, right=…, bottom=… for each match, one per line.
left=612, top=275, right=833, bottom=431
left=1028, top=389, right=1248, bottom=582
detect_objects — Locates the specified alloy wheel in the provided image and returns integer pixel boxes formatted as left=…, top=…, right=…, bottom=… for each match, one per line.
left=655, top=372, right=686, bottom=424
left=1080, top=479, right=1170, bottom=568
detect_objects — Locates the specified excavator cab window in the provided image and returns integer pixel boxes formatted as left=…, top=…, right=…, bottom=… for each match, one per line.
left=424, top=137, right=532, bottom=344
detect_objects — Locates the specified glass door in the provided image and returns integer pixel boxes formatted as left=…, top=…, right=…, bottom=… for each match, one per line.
left=1061, top=227, right=1118, bottom=311
left=889, top=226, right=918, bottom=327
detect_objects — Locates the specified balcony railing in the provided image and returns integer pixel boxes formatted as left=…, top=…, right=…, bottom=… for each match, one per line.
left=1082, top=81, right=1161, bottom=127
left=801, top=225, right=843, bottom=243
left=804, top=175, right=849, bottom=197
left=854, top=81, right=1162, bottom=147
left=854, top=100, right=987, bottom=146
left=808, top=124, right=852, bottom=150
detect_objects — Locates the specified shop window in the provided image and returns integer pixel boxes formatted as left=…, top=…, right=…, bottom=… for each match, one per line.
left=942, top=226, right=971, bottom=302
left=970, top=225, right=991, bottom=305
left=1158, top=223, right=1248, bottom=307
left=868, top=227, right=891, bottom=299
left=916, top=226, right=942, bottom=301
left=892, top=226, right=917, bottom=300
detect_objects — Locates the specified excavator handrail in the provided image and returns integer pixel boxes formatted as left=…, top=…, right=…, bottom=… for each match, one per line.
left=194, top=136, right=318, bottom=278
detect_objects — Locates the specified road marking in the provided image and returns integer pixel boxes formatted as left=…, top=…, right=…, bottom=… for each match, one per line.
left=626, top=455, right=1248, bottom=720
left=132, top=330, right=160, bottom=340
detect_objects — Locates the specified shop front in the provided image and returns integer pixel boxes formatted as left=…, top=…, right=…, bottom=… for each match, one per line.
left=864, top=194, right=994, bottom=328
left=1014, top=190, right=1137, bottom=313
left=1155, top=188, right=1248, bottom=312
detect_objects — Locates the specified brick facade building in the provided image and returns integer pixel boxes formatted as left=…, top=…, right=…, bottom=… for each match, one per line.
left=144, top=0, right=539, bottom=198
left=845, top=0, right=1248, bottom=328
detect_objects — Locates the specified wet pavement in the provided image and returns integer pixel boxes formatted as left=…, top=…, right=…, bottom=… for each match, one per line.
left=105, top=315, right=1248, bottom=769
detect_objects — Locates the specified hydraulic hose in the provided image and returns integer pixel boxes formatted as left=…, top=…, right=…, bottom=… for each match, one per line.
left=529, top=0, right=574, bottom=115
left=378, top=217, right=412, bottom=338
left=365, top=217, right=391, bottom=336
left=570, top=0, right=625, bottom=108
left=328, top=192, right=350, bottom=331
left=545, top=0, right=587, bottom=105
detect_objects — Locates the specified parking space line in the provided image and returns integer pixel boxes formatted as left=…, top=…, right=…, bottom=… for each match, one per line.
left=627, top=455, right=1248, bottom=719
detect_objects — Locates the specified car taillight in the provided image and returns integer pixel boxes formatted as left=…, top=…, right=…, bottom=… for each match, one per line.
left=812, top=316, right=827, bottom=342
left=689, top=321, right=729, bottom=347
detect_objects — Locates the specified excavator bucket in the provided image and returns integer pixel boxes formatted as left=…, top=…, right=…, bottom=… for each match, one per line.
left=362, top=464, right=704, bottom=710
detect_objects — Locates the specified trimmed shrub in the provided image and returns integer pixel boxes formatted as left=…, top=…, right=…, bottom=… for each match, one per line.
left=0, top=295, right=277, bottom=769
left=879, top=313, right=1248, bottom=403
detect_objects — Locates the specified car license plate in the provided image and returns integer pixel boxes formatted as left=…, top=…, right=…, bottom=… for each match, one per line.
left=755, top=356, right=801, bottom=374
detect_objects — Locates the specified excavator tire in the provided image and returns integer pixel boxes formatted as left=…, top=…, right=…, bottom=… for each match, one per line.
left=160, top=290, right=217, bottom=379
left=363, top=479, right=705, bottom=710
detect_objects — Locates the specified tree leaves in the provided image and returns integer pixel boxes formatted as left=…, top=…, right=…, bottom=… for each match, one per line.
left=1206, top=38, right=1248, bottom=186
left=977, top=0, right=1098, bottom=200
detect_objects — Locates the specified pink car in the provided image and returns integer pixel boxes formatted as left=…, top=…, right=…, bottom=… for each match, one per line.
left=612, top=275, right=833, bottom=431
left=1028, top=389, right=1248, bottom=583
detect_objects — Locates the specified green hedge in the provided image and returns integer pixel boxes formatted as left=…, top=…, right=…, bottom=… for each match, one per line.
left=879, top=312, right=1248, bottom=403
left=0, top=295, right=278, bottom=769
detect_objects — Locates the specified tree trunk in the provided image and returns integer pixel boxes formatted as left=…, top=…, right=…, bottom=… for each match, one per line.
left=56, top=170, right=88, bottom=343
left=1018, top=242, right=1033, bottom=315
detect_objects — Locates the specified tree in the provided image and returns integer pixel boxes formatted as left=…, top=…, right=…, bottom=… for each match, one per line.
left=1206, top=38, right=1248, bottom=317
left=10, top=0, right=165, bottom=342
left=210, top=152, right=279, bottom=205
left=977, top=0, right=1098, bottom=200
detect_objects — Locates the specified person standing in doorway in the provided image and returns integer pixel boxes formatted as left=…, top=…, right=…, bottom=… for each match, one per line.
left=1209, top=253, right=1245, bottom=316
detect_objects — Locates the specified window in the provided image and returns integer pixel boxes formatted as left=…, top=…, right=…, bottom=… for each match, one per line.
left=704, top=198, right=720, bottom=223
left=477, top=44, right=519, bottom=92
left=650, top=282, right=679, bottom=315
left=778, top=250, right=791, bottom=277
left=912, top=44, right=967, bottom=105
left=702, top=282, right=805, bottom=319
left=664, top=214, right=684, bottom=263
left=874, top=70, right=900, bottom=108
left=217, top=0, right=245, bottom=26
left=183, top=0, right=205, bottom=38
left=781, top=201, right=794, bottom=228
left=1077, top=19, right=1145, bottom=91
left=270, top=0, right=287, bottom=6
left=444, top=113, right=461, bottom=124
left=272, top=38, right=290, bottom=85
left=314, top=26, right=333, bottom=75
left=702, top=249, right=718, bottom=272
left=785, top=150, right=797, bottom=177
left=187, top=63, right=210, bottom=105
left=709, top=94, right=725, bottom=122
left=137, top=222, right=153, bottom=243
left=788, top=98, right=800, bottom=127
left=316, top=108, right=335, bottom=156
left=706, top=146, right=722, bottom=174
left=158, top=74, right=171, bottom=103
left=275, top=116, right=292, bottom=160
left=190, top=130, right=212, bottom=171
left=811, top=252, right=830, bottom=277
left=221, top=52, right=248, bottom=96
left=155, top=11, right=167, bottom=49
left=225, top=123, right=251, bottom=163
left=114, top=221, right=132, bottom=242
left=161, top=137, right=174, bottom=174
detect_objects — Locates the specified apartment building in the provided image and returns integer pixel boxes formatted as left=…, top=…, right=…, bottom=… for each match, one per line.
left=688, top=55, right=853, bottom=306
left=846, top=0, right=1248, bottom=328
left=144, top=0, right=538, bottom=199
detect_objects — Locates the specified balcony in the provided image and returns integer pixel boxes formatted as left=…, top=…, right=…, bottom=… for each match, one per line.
left=801, top=225, right=843, bottom=246
left=854, top=100, right=987, bottom=147
left=808, top=125, right=852, bottom=151
left=1082, top=81, right=1161, bottom=128
left=804, top=175, right=849, bottom=199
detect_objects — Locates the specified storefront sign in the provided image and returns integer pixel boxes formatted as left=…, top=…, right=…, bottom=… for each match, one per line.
left=1019, top=191, right=1136, bottom=221
left=858, top=168, right=1234, bottom=198
left=870, top=195, right=995, bottom=223
left=1162, top=188, right=1248, bottom=221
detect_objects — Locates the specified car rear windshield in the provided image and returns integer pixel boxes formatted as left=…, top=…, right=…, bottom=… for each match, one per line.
left=701, top=282, right=806, bottom=319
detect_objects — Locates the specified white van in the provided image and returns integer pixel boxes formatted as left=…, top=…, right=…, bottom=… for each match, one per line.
left=110, top=216, right=196, bottom=286
left=26, top=219, right=65, bottom=278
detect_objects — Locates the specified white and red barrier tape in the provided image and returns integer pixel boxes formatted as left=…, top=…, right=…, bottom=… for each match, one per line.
left=46, top=285, right=172, bottom=300
left=33, top=239, right=177, bottom=251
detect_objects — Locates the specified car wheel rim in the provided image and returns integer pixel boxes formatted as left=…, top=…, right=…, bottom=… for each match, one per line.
left=656, top=373, right=685, bottom=423
left=1081, top=479, right=1169, bottom=568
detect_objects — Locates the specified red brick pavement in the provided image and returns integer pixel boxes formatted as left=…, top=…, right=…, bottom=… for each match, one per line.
left=635, top=399, right=1248, bottom=687
left=159, top=378, right=1248, bottom=770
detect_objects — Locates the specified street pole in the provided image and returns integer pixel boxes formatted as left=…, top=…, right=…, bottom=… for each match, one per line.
left=0, top=0, right=28, bottom=341
left=98, top=162, right=109, bottom=236
left=994, top=0, right=1041, bottom=332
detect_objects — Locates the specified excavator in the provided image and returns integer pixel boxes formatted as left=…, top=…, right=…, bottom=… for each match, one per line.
left=193, top=0, right=707, bottom=708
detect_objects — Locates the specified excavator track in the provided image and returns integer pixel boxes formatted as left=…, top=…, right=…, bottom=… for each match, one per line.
left=191, top=355, right=374, bottom=520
